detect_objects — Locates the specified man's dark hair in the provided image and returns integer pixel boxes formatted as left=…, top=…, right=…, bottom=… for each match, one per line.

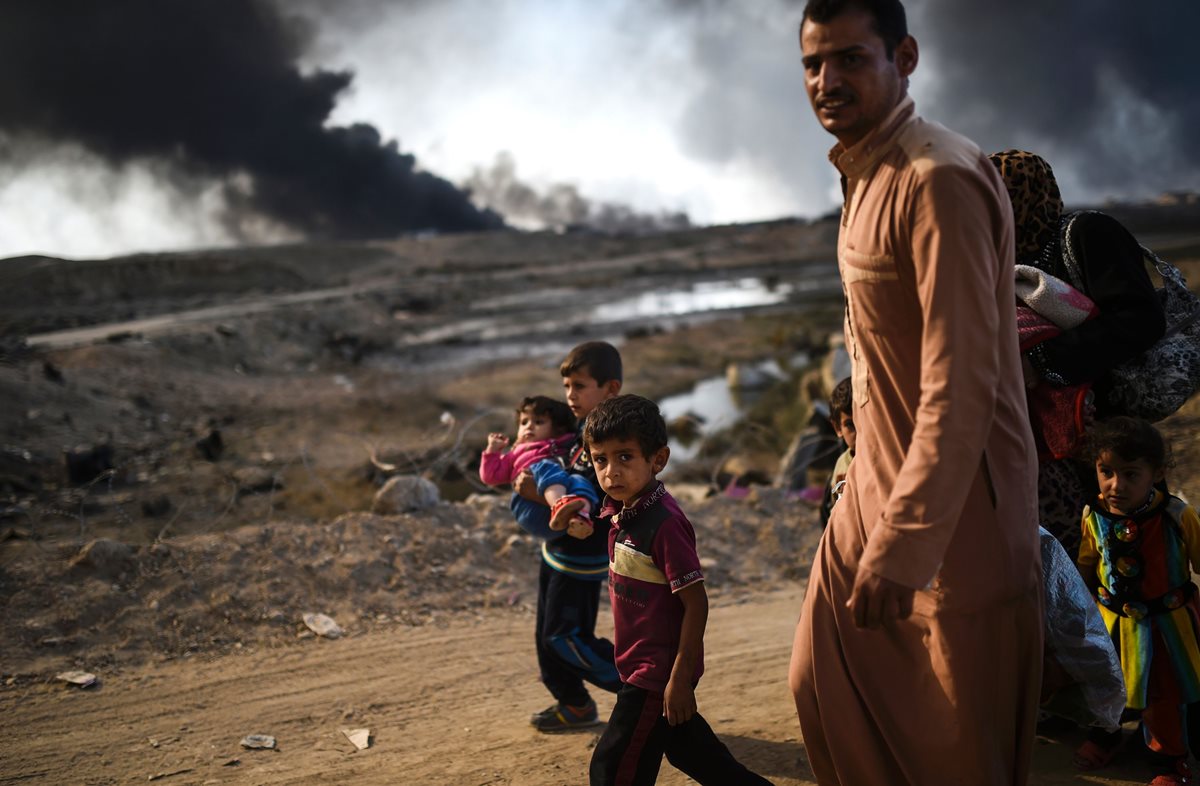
left=829, top=376, right=853, bottom=419
left=516, top=395, right=576, bottom=435
left=583, top=395, right=667, bottom=459
left=559, top=341, right=622, bottom=385
left=1086, top=416, right=1173, bottom=470
left=802, top=0, right=908, bottom=58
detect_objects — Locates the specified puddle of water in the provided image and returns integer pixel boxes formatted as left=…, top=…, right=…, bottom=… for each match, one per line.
left=593, top=277, right=794, bottom=322
left=658, top=355, right=805, bottom=466
left=372, top=272, right=838, bottom=375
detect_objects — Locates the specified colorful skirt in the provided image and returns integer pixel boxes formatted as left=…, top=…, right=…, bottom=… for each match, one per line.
left=1097, top=594, right=1200, bottom=709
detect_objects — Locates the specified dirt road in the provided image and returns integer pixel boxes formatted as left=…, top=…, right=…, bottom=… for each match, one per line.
left=0, top=586, right=806, bottom=785
left=0, top=582, right=1159, bottom=786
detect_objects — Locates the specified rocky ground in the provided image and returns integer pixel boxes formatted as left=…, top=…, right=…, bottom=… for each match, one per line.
left=0, top=219, right=845, bottom=684
left=4, top=215, right=1200, bottom=784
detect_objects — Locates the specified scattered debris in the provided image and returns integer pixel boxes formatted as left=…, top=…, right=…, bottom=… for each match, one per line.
left=148, top=767, right=193, bottom=781
left=240, top=734, right=276, bottom=750
left=56, top=670, right=97, bottom=688
left=341, top=727, right=371, bottom=750
left=303, top=613, right=344, bottom=639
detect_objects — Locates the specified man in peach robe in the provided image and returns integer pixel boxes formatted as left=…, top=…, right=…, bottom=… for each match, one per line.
left=788, top=2, right=1043, bottom=784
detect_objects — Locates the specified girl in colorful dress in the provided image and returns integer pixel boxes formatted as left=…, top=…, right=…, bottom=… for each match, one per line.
left=1075, top=416, right=1200, bottom=785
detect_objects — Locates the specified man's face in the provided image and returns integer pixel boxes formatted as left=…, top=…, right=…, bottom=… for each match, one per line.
left=800, top=9, right=916, bottom=148
left=562, top=370, right=619, bottom=420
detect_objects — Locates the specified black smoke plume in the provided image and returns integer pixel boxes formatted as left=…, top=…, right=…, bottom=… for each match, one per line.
left=0, top=0, right=502, bottom=239
left=913, top=0, right=1200, bottom=197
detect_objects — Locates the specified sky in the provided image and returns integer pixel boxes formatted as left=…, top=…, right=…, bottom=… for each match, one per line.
left=0, top=0, right=1197, bottom=259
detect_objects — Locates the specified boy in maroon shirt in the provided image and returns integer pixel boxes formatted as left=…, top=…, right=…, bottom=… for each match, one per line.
left=583, top=395, right=772, bottom=786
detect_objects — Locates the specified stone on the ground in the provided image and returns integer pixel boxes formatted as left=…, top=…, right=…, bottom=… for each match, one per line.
left=69, top=538, right=135, bottom=578
left=373, top=475, right=439, bottom=514
left=302, top=613, right=344, bottom=638
left=232, top=466, right=280, bottom=494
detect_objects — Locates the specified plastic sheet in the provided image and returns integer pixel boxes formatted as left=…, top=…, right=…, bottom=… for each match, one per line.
left=1039, top=527, right=1126, bottom=730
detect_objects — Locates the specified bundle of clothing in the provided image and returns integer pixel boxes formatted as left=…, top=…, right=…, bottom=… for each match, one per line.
left=1015, top=264, right=1097, bottom=459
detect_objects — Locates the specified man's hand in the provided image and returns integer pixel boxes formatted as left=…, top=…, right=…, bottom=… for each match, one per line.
left=512, top=470, right=543, bottom=503
left=663, top=677, right=696, bottom=726
left=845, top=566, right=915, bottom=629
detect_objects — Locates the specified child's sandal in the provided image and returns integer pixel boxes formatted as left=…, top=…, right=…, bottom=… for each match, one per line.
left=1072, top=728, right=1126, bottom=771
left=549, top=495, right=589, bottom=531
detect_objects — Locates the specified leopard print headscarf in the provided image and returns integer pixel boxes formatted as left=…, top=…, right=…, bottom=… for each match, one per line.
left=988, top=150, right=1064, bottom=264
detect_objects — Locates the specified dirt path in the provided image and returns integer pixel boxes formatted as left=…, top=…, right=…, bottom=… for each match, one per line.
left=0, top=586, right=807, bottom=786
left=0, top=581, right=1162, bottom=786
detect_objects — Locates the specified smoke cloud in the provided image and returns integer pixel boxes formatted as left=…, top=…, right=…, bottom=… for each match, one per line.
left=0, top=0, right=501, bottom=242
left=911, top=0, right=1200, bottom=199
left=464, top=153, right=691, bottom=234
left=2, top=0, right=1195, bottom=258
left=658, top=0, right=1200, bottom=207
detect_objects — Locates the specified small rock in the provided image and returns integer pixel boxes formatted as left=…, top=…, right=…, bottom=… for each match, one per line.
left=372, top=475, right=439, bottom=514
left=69, top=538, right=136, bottom=578
left=240, top=734, right=276, bottom=750
left=341, top=727, right=371, bottom=750
left=56, top=670, right=97, bottom=688
left=302, top=613, right=343, bottom=638
left=232, top=467, right=281, bottom=495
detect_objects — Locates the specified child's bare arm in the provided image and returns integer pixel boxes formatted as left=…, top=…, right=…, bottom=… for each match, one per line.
left=664, top=582, right=707, bottom=726
left=484, top=432, right=509, bottom=453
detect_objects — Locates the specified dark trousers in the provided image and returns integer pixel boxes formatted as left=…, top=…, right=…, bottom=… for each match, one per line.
left=589, top=683, right=773, bottom=786
left=536, top=561, right=620, bottom=706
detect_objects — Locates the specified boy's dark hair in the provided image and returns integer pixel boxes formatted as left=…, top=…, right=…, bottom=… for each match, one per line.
left=802, top=0, right=908, bottom=58
left=516, top=395, right=576, bottom=435
left=583, top=395, right=667, bottom=459
left=1086, top=415, right=1173, bottom=470
left=829, top=376, right=853, bottom=419
left=559, top=341, right=622, bottom=385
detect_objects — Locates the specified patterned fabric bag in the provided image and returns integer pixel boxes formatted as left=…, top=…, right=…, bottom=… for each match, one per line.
left=1063, top=212, right=1200, bottom=421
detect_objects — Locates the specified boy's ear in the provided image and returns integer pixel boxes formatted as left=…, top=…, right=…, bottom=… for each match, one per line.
left=603, top=379, right=622, bottom=398
left=652, top=446, right=670, bottom=474
left=829, top=418, right=842, bottom=437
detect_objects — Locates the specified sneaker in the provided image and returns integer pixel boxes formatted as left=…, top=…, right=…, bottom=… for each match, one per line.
left=531, top=700, right=600, bottom=733
left=529, top=704, right=559, bottom=725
